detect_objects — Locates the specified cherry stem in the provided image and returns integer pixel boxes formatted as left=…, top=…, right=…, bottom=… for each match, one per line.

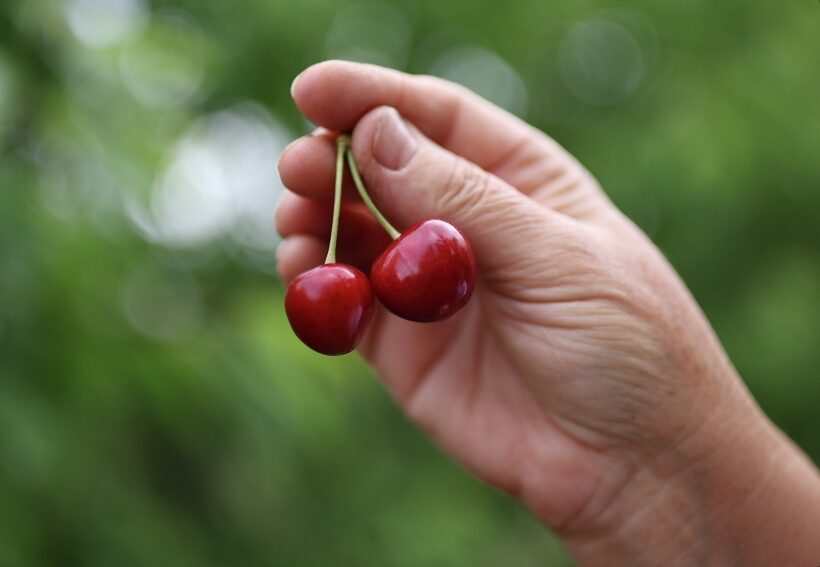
left=324, top=134, right=347, bottom=264
left=345, top=145, right=401, bottom=240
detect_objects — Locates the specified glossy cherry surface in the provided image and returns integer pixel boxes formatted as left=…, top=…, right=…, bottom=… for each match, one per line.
left=371, top=219, right=476, bottom=323
left=285, top=263, right=375, bottom=355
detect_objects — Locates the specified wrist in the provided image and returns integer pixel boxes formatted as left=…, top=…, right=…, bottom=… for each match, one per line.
left=558, top=382, right=820, bottom=565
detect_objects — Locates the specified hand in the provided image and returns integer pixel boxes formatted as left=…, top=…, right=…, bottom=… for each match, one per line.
left=276, top=61, right=820, bottom=564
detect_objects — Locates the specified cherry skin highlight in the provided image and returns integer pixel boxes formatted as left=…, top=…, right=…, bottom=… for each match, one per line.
left=285, top=263, right=375, bottom=355
left=371, top=219, right=477, bottom=323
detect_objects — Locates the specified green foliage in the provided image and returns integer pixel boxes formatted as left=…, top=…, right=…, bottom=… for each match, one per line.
left=0, top=0, right=817, bottom=564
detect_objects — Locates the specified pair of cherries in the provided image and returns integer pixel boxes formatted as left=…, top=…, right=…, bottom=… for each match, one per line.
left=285, top=134, right=477, bottom=355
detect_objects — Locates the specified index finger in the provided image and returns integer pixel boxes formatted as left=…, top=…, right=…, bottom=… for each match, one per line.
left=291, top=60, right=546, bottom=173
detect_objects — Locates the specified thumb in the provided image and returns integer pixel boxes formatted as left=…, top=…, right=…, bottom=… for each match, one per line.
left=350, top=106, right=575, bottom=278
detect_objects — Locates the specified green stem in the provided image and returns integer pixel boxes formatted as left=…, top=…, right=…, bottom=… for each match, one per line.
left=324, top=134, right=348, bottom=264
left=345, top=147, right=401, bottom=240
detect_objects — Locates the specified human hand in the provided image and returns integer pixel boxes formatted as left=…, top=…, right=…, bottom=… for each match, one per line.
left=276, top=61, right=820, bottom=564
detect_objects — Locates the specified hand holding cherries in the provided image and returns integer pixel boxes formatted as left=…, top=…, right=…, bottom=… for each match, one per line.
left=284, top=134, right=476, bottom=355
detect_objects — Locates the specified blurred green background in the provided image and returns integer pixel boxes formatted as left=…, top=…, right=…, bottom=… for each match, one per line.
left=1, top=0, right=818, bottom=565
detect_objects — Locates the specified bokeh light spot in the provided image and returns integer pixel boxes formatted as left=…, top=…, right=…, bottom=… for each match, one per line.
left=129, top=103, right=290, bottom=251
left=429, top=46, right=528, bottom=117
left=64, top=0, right=148, bottom=48
left=118, top=14, right=207, bottom=107
left=558, top=19, right=644, bottom=106
left=325, top=2, right=412, bottom=68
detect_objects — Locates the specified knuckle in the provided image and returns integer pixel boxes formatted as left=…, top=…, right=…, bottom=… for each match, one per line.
left=435, top=159, right=493, bottom=219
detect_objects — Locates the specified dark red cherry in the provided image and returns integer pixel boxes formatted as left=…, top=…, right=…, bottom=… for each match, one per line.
left=285, top=263, right=375, bottom=355
left=371, top=219, right=476, bottom=323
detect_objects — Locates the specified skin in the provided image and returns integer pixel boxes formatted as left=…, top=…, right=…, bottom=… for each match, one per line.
left=276, top=60, right=820, bottom=565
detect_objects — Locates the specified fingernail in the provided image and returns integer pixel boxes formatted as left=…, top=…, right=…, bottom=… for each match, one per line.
left=273, top=189, right=289, bottom=222
left=276, top=238, right=291, bottom=265
left=290, top=72, right=302, bottom=98
left=372, top=108, right=417, bottom=171
left=277, top=137, right=300, bottom=171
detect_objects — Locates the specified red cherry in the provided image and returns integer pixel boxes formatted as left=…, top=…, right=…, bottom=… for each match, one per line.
left=285, top=263, right=375, bottom=355
left=371, top=219, right=477, bottom=323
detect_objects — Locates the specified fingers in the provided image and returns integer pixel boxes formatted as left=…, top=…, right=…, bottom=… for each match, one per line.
left=348, top=106, right=577, bottom=279
left=275, top=191, right=335, bottom=237
left=291, top=60, right=568, bottom=178
left=288, top=61, right=609, bottom=218
left=277, top=131, right=360, bottom=202
left=276, top=234, right=325, bottom=283
left=276, top=192, right=393, bottom=276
